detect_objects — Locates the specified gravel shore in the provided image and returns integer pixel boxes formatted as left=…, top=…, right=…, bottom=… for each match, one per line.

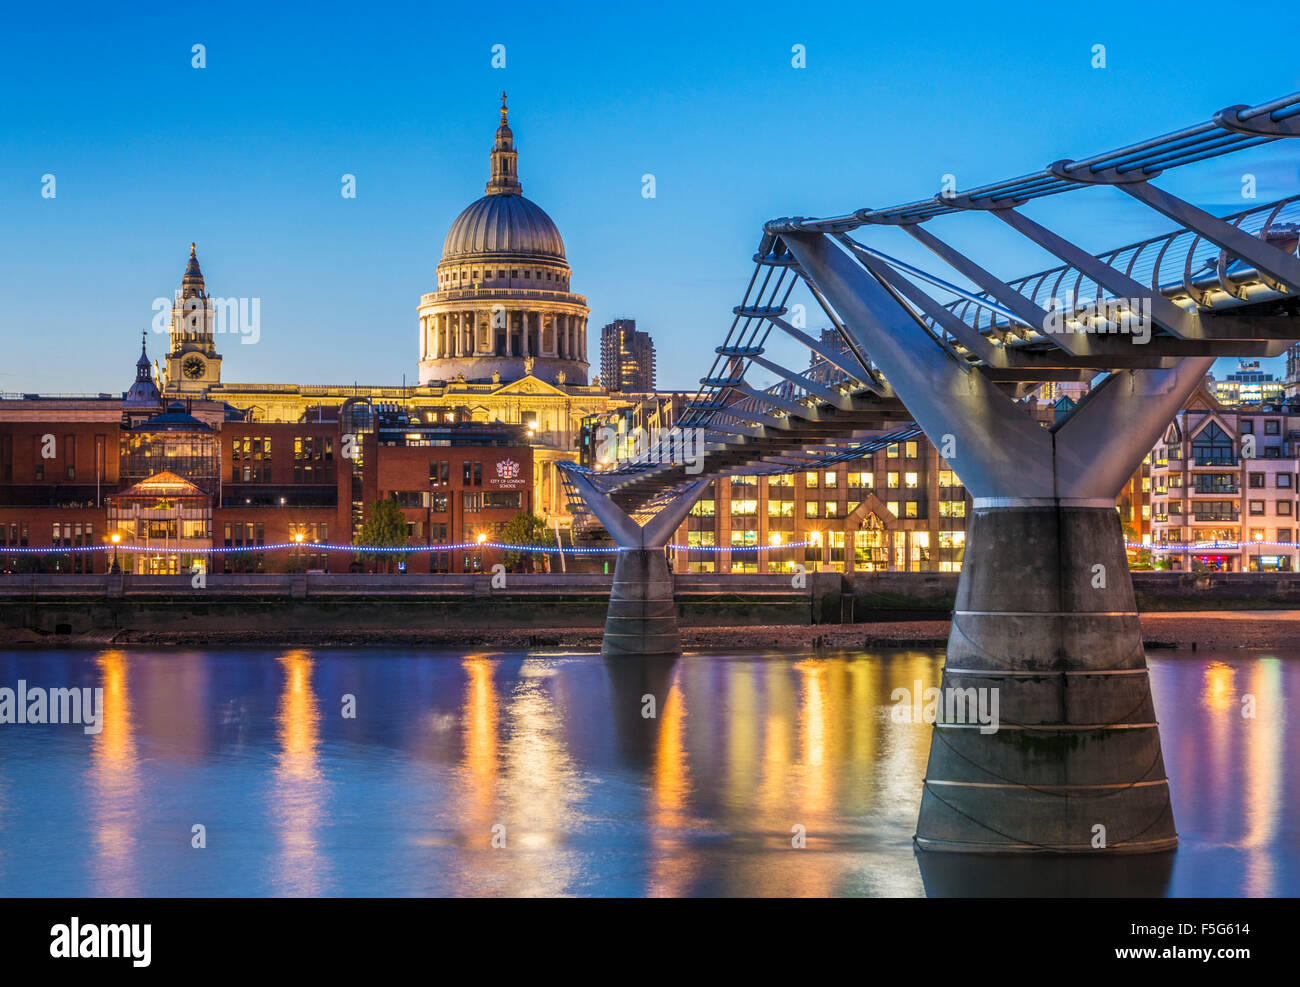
left=4, top=610, right=1299, bottom=651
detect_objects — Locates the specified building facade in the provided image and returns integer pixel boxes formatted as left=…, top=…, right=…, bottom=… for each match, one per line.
left=1208, top=360, right=1286, bottom=406
left=669, top=436, right=970, bottom=574
left=599, top=319, right=656, bottom=392
left=361, top=411, right=534, bottom=573
left=0, top=343, right=535, bottom=575
left=1147, top=388, right=1300, bottom=571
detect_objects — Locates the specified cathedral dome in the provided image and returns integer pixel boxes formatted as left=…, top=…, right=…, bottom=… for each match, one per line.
left=417, top=94, right=590, bottom=389
left=441, top=194, right=566, bottom=263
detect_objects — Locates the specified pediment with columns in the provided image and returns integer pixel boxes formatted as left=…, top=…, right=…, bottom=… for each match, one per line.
left=493, top=374, right=570, bottom=397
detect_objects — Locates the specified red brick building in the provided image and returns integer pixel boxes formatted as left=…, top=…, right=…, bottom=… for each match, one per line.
left=362, top=409, right=533, bottom=572
left=1, top=349, right=535, bottom=574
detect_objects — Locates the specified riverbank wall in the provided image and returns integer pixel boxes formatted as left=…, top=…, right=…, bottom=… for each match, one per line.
left=4, top=571, right=1300, bottom=644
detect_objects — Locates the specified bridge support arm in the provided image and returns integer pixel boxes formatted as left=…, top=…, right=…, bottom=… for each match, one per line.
left=780, top=230, right=1056, bottom=499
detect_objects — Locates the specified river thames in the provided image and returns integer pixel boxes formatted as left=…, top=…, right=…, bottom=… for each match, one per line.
left=0, top=647, right=1294, bottom=897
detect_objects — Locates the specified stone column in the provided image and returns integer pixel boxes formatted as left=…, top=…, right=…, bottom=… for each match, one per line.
left=521, top=311, right=530, bottom=357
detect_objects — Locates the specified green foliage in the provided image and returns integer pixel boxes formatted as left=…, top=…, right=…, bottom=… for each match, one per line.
left=354, top=495, right=409, bottom=572
left=1122, top=524, right=1152, bottom=569
left=500, top=512, right=553, bottom=571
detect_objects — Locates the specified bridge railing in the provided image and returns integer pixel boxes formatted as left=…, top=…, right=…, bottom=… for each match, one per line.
left=937, top=195, right=1300, bottom=341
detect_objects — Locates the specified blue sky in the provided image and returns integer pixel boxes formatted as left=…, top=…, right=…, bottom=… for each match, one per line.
left=2, top=0, right=1299, bottom=394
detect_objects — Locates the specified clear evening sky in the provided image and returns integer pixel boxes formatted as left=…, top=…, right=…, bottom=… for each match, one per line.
left=3, top=0, right=1299, bottom=394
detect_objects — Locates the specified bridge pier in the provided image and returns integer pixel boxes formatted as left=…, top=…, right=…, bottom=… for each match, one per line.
left=778, top=228, right=1216, bottom=854
left=563, top=471, right=709, bottom=658
left=604, top=548, right=680, bottom=658
left=915, top=502, right=1176, bottom=852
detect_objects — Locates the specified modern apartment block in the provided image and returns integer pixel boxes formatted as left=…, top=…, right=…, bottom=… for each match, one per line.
left=1208, top=360, right=1286, bottom=405
left=1148, top=386, right=1300, bottom=571
left=673, top=434, right=971, bottom=573
left=598, top=319, right=656, bottom=392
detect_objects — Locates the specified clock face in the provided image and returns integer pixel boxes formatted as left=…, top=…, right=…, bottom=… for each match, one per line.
left=183, top=356, right=205, bottom=380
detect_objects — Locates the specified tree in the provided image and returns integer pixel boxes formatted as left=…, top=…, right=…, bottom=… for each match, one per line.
left=354, top=495, right=409, bottom=573
left=1122, top=523, right=1151, bottom=569
left=499, top=512, right=554, bottom=572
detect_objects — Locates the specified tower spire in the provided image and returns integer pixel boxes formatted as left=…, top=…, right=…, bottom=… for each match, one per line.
left=182, top=242, right=206, bottom=298
left=137, top=329, right=151, bottom=380
left=486, top=93, right=522, bottom=196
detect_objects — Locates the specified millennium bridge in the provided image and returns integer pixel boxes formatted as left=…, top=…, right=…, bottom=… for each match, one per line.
left=561, top=91, right=1300, bottom=854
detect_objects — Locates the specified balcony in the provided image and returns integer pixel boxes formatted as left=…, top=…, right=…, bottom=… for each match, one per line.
left=1191, top=512, right=1240, bottom=523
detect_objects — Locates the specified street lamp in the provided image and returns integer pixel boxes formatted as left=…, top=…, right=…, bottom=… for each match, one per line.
left=110, top=531, right=121, bottom=573
left=768, top=531, right=781, bottom=573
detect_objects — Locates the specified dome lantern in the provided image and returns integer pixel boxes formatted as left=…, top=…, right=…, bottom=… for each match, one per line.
left=487, top=91, right=522, bottom=197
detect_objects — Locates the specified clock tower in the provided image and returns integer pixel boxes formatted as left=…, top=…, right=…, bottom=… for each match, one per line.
left=165, top=243, right=223, bottom=393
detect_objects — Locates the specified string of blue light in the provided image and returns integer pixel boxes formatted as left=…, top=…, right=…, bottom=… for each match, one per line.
left=3, top=539, right=1291, bottom=556
left=0, top=540, right=819, bottom=556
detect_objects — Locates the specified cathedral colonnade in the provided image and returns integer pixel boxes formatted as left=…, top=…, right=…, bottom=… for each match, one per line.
left=419, top=310, right=587, bottom=362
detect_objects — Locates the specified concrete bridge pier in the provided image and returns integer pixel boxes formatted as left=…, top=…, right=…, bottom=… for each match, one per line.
left=779, top=228, right=1219, bottom=854
left=915, top=500, right=1177, bottom=852
left=604, top=548, right=680, bottom=658
left=564, top=472, right=709, bottom=658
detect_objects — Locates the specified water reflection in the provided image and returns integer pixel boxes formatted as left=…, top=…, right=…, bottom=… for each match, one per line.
left=89, top=650, right=140, bottom=896
left=271, top=650, right=325, bottom=896
left=0, top=647, right=1294, bottom=897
